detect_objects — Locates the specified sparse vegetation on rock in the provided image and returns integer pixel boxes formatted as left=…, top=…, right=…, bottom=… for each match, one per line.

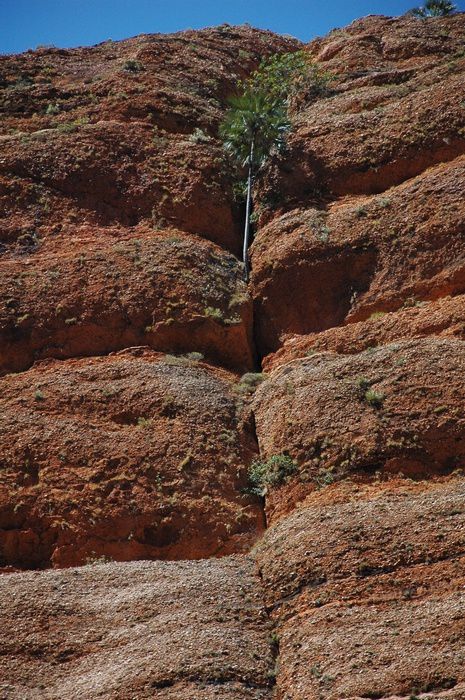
left=247, top=454, right=298, bottom=496
left=410, top=0, right=457, bottom=17
left=220, top=88, right=290, bottom=280
left=2, top=14, right=465, bottom=700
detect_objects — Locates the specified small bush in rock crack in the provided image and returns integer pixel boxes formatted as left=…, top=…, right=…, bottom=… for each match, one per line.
left=247, top=454, right=297, bottom=496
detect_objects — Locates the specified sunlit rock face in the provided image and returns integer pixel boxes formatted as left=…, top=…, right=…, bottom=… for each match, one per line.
left=2, top=14, right=465, bottom=700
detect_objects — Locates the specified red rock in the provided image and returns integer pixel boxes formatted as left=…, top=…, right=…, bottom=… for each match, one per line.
left=0, top=123, right=240, bottom=251
left=264, top=293, right=465, bottom=371
left=260, top=13, right=465, bottom=208
left=0, top=227, right=253, bottom=374
left=252, top=156, right=465, bottom=356
left=0, top=26, right=299, bottom=254
left=253, top=338, right=465, bottom=521
left=2, top=14, right=465, bottom=700
left=0, top=350, right=262, bottom=568
left=255, top=477, right=465, bottom=700
left=0, top=556, right=275, bottom=699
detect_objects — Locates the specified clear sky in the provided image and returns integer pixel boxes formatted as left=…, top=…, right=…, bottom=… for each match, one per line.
left=1, top=0, right=463, bottom=55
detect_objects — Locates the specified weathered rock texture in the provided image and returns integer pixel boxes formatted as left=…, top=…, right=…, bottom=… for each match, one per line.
left=264, top=293, right=465, bottom=371
left=261, top=13, right=465, bottom=204
left=0, top=556, right=274, bottom=699
left=0, top=26, right=297, bottom=250
left=254, top=337, right=465, bottom=521
left=255, top=477, right=465, bottom=700
left=2, top=11, right=465, bottom=700
left=0, top=227, right=253, bottom=374
left=252, top=155, right=465, bottom=355
left=0, top=350, right=261, bottom=568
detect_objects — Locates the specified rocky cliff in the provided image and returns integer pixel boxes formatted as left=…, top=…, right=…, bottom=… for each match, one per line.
left=1, top=14, right=465, bottom=700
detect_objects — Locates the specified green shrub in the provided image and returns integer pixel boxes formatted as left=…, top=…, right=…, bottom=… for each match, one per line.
left=184, top=351, right=204, bottom=361
left=56, top=116, right=89, bottom=134
left=234, top=372, right=267, bottom=395
left=354, top=205, right=368, bottom=218
left=365, top=389, right=385, bottom=408
left=410, top=0, right=456, bottom=16
left=247, top=454, right=297, bottom=496
left=45, top=102, right=60, bottom=115
left=315, top=468, right=335, bottom=488
left=188, top=127, right=212, bottom=144
left=356, top=377, right=371, bottom=392
left=204, top=306, right=224, bottom=322
left=122, top=59, right=144, bottom=72
left=247, top=50, right=334, bottom=104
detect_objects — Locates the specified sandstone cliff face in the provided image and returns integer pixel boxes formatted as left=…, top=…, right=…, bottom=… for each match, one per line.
left=2, top=14, right=465, bottom=700
left=1, top=557, right=275, bottom=699
left=0, top=349, right=262, bottom=568
left=0, top=228, right=254, bottom=374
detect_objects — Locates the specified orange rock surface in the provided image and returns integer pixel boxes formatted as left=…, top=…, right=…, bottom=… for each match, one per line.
left=260, top=13, right=465, bottom=204
left=253, top=337, right=465, bottom=521
left=252, top=155, right=465, bottom=355
left=255, top=477, right=465, bottom=699
left=2, top=12, right=465, bottom=700
left=0, top=227, right=253, bottom=374
left=264, top=293, right=465, bottom=371
left=0, top=349, right=262, bottom=568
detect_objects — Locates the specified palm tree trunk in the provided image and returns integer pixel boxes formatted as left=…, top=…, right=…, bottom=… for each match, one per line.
left=243, top=139, right=254, bottom=282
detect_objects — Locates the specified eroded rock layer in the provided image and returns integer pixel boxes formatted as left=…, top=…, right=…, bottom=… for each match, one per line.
left=0, top=227, right=253, bottom=374
left=254, top=337, right=465, bottom=521
left=1, top=11, right=465, bottom=700
left=0, top=25, right=298, bottom=250
left=255, top=477, right=465, bottom=700
left=260, top=13, right=465, bottom=204
left=252, top=155, right=465, bottom=355
left=264, top=293, right=465, bottom=371
left=0, top=556, right=274, bottom=700
left=0, top=350, right=261, bottom=568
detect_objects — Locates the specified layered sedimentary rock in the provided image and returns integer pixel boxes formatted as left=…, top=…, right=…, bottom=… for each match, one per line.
left=252, top=155, right=465, bottom=355
left=2, top=12, right=465, bottom=700
left=0, top=350, right=261, bottom=568
left=0, top=227, right=253, bottom=374
left=0, top=556, right=275, bottom=700
left=253, top=337, right=465, bottom=520
left=255, top=477, right=465, bottom=699
left=259, top=13, right=465, bottom=204
left=264, top=293, right=465, bottom=370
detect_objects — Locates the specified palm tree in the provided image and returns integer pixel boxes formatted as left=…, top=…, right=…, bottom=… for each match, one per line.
left=411, top=0, right=456, bottom=16
left=220, top=88, right=290, bottom=281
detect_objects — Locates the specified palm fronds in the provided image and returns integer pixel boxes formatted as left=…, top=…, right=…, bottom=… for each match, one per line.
left=219, top=88, right=290, bottom=169
left=410, top=0, right=456, bottom=17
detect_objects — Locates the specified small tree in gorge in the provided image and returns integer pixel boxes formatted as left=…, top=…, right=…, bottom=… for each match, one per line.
left=220, top=88, right=289, bottom=281
left=220, top=50, right=333, bottom=282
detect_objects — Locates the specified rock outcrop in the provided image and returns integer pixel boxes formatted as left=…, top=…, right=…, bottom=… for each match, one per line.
left=252, top=155, right=465, bottom=356
left=255, top=476, right=465, bottom=700
left=0, top=227, right=253, bottom=374
left=2, top=13, right=465, bottom=700
left=1, top=556, right=275, bottom=699
left=0, top=349, right=262, bottom=568
left=253, top=337, right=465, bottom=520
left=263, top=292, right=465, bottom=371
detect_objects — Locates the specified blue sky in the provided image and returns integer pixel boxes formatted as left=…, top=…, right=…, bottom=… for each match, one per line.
left=1, top=0, right=463, bottom=55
